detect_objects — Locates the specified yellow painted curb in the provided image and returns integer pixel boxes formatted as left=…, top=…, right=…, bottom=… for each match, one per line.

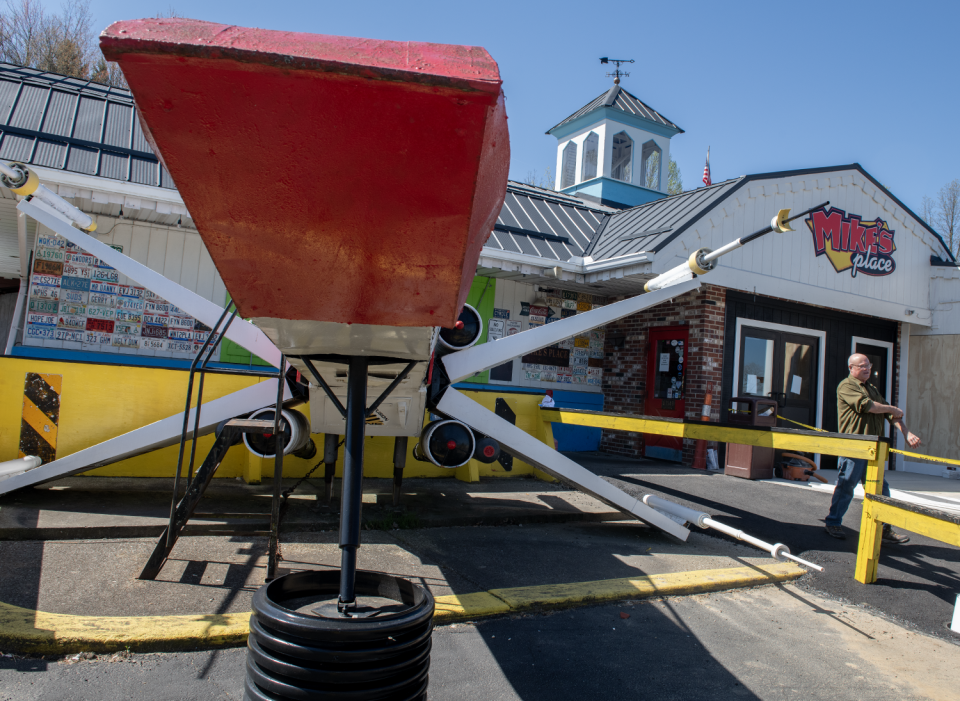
left=0, top=562, right=805, bottom=655
left=434, top=562, right=804, bottom=621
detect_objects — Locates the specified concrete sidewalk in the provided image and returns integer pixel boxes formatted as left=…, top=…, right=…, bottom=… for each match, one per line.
left=5, top=584, right=956, bottom=701
left=0, top=523, right=804, bottom=654
left=0, top=452, right=957, bottom=654
left=580, top=454, right=960, bottom=644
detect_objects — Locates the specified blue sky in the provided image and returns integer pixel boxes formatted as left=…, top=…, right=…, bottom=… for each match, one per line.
left=89, top=0, right=958, bottom=215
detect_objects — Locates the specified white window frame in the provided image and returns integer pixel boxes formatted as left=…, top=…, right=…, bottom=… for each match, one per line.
left=610, top=131, right=633, bottom=183
left=560, top=141, right=578, bottom=189
left=580, top=131, right=599, bottom=183
left=732, top=318, right=827, bottom=464
left=849, top=336, right=894, bottom=402
left=640, top=139, right=662, bottom=191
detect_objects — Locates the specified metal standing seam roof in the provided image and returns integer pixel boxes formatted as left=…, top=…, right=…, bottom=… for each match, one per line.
left=484, top=183, right=609, bottom=261
left=0, top=63, right=174, bottom=189
left=585, top=177, right=745, bottom=259
left=547, top=85, right=684, bottom=135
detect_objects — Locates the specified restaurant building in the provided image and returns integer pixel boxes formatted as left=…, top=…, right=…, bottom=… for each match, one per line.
left=2, top=66, right=958, bottom=477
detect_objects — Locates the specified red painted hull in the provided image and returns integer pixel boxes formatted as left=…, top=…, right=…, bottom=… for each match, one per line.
left=101, top=19, right=509, bottom=328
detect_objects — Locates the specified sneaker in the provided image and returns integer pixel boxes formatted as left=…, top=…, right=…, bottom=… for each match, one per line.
left=824, top=525, right=846, bottom=539
left=882, top=525, right=910, bottom=544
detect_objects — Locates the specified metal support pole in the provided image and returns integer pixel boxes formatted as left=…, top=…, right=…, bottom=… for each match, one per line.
left=187, top=308, right=238, bottom=480
left=323, top=433, right=339, bottom=505
left=338, top=356, right=368, bottom=610
left=166, top=303, right=233, bottom=547
left=392, top=436, right=408, bottom=507
left=266, top=355, right=287, bottom=582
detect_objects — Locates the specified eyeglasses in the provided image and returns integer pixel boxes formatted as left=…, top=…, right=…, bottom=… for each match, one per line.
left=851, top=363, right=872, bottom=369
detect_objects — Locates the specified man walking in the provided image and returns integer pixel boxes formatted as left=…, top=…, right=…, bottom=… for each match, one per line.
left=824, top=353, right=921, bottom=541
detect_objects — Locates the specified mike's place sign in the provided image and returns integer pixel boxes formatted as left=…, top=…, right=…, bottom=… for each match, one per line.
left=805, top=207, right=896, bottom=277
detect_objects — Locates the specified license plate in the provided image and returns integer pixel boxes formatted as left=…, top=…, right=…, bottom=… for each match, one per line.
left=85, top=318, right=115, bottom=333
left=141, top=325, right=167, bottom=339
left=90, top=281, right=118, bottom=295
left=167, top=328, right=194, bottom=341
left=60, top=276, right=90, bottom=291
left=58, top=303, right=86, bottom=316
left=66, top=252, right=97, bottom=267
left=26, top=312, right=56, bottom=326
left=168, top=316, right=194, bottom=329
left=143, top=314, right=168, bottom=327
left=92, top=269, right=119, bottom=283
left=57, top=315, right=87, bottom=330
left=139, top=337, right=166, bottom=351
left=62, top=263, right=92, bottom=279
left=36, top=234, right=64, bottom=249
left=115, top=310, right=142, bottom=323
left=30, top=285, right=59, bottom=301
left=32, top=273, right=62, bottom=287
left=28, top=299, right=58, bottom=314
left=87, top=292, right=115, bottom=307
left=118, top=285, right=144, bottom=299
left=146, top=302, right=170, bottom=315
left=36, top=247, right=65, bottom=262
left=25, top=325, right=55, bottom=339
left=86, top=305, right=116, bottom=320
left=165, top=340, right=193, bottom=353
left=113, top=335, right=140, bottom=348
left=54, top=329, right=84, bottom=342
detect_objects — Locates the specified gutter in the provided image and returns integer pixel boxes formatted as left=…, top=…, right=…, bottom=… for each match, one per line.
left=4, top=198, right=29, bottom=354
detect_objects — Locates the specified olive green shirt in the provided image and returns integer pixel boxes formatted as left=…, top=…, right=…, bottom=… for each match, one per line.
left=837, top=375, right=890, bottom=436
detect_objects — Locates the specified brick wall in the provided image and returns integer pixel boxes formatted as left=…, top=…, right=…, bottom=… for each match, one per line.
left=599, top=284, right=727, bottom=462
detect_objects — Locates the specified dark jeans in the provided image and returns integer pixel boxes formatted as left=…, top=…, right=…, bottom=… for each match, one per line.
left=825, top=457, right=891, bottom=527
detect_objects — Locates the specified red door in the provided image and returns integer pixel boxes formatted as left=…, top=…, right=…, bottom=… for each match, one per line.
left=643, top=326, right=688, bottom=462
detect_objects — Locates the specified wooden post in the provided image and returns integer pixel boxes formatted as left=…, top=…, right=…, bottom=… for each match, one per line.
left=854, top=440, right=888, bottom=584
left=533, top=415, right=558, bottom=483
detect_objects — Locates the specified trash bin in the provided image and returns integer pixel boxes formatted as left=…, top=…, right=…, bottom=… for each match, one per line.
left=724, top=397, right=778, bottom=480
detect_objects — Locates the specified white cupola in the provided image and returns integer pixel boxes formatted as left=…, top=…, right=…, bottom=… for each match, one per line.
left=546, top=83, right=683, bottom=208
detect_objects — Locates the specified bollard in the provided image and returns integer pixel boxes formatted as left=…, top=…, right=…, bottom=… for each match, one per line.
left=691, top=391, right=713, bottom=470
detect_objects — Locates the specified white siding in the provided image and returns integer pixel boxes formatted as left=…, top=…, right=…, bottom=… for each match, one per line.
left=659, top=171, right=941, bottom=325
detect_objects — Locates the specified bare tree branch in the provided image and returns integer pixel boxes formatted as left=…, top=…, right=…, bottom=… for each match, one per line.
left=0, top=0, right=130, bottom=87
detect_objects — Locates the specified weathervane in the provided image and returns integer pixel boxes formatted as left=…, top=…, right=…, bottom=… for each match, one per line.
left=599, top=57, right=634, bottom=84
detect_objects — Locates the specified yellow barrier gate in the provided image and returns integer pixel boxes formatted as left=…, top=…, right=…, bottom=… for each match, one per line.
left=855, top=450, right=960, bottom=583
left=542, top=407, right=960, bottom=585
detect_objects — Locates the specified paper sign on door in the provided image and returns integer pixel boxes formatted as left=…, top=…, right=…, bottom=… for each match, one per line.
left=659, top=353, right=670, bottom=371
left=790, top=374, right=802, bottom=395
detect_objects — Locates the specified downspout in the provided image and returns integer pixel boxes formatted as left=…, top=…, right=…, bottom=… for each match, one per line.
left=4, top=196, right=28, bottom=355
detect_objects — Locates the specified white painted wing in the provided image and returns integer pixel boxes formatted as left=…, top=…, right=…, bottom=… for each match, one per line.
left=0, top=380, right=290, bottom=494
left=442, top=279, right=700, bottom=382
left=18, top=198, right=282, bottom=368
left=436, top=388, right=690, bottom=541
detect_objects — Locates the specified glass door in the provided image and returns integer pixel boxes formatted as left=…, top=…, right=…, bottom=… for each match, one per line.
left=643, top=326, right=688, bottom=462
left=738, top=326, right=820, bottom=430
left=854, top=340, right=891, bottom=440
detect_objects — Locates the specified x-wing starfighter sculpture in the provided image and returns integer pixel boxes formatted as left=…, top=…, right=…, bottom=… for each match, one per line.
left=0, top=20, right=827, bottom=617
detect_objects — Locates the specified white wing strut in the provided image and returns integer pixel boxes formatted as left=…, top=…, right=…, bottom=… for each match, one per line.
left=436, top=388, right=690, bottom=540
left=18, top=197, right=282, bottom=368
left=0, top=379, right=290, bottom=495
left=442, top=280, right=700, bottom=382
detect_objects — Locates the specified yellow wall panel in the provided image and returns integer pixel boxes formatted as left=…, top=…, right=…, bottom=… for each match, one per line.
left=1, top=358, right=549, bottom=481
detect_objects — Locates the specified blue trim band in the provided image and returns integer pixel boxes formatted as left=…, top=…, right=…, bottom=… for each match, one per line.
left=8, top=345, right=267, bottom=372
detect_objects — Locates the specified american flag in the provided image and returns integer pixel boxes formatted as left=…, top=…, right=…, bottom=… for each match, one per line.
left=702, top=147, right=711, bottom=187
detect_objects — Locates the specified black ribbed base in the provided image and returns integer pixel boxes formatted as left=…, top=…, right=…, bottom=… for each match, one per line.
left=244, top=570, right=434, bottom=701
